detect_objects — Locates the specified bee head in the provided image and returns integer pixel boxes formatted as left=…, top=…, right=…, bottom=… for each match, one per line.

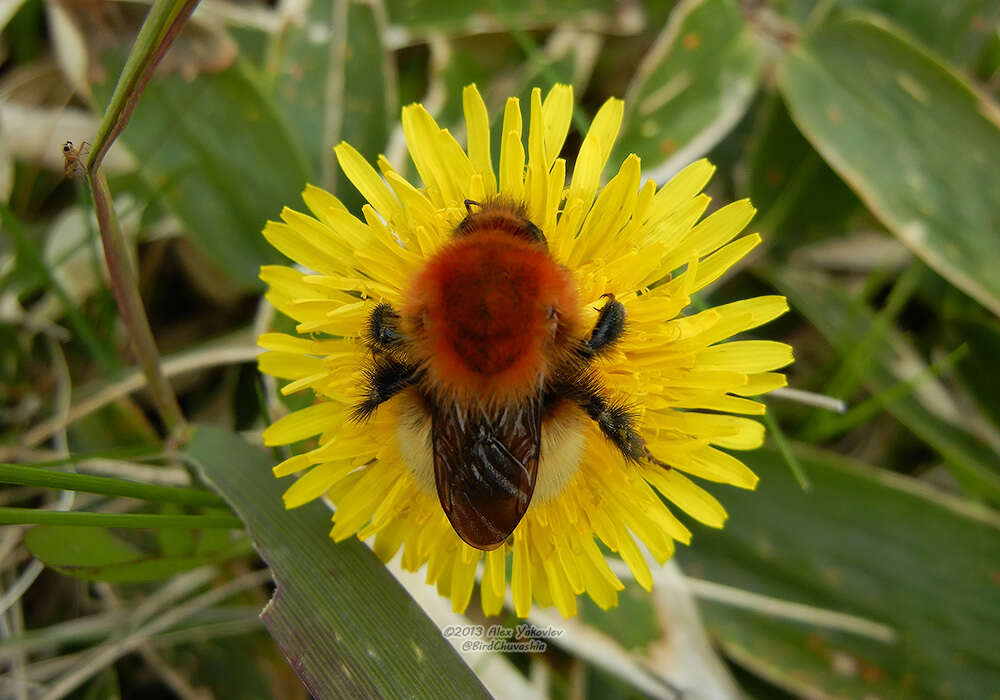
left=456, top=198, right=546, bottom=247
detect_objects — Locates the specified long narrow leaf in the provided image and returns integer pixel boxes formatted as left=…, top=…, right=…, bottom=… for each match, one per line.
left=0, top=463, right=227, bottom=508
left=0, top=508, right=241, bottom=529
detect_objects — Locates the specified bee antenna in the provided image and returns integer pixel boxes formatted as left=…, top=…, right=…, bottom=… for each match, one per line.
left=464, top=199, right=482, bottom=214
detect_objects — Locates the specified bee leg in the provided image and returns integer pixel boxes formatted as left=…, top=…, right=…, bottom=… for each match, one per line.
left=366, top=302, right=406, bottom=354
left=578, top=294, right=625, bottom=358
left=352, top=356, right=419, bottom=421
left=551, top=371, right=669, bottom=469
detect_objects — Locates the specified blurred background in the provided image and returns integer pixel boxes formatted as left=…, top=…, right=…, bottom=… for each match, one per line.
left=1, top=0, right=999, bottom=697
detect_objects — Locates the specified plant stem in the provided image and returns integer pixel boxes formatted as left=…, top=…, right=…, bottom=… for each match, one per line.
left=89, top=169, right=185, bottom=433
left=82, top=0, right=202, bottom=437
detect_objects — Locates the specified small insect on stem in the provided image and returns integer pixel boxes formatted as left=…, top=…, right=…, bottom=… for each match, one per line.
left=62, top=140, right=90, bottom=179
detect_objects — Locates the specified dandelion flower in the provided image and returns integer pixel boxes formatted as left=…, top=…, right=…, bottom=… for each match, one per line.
left=257, top=84, right=793, bottom=617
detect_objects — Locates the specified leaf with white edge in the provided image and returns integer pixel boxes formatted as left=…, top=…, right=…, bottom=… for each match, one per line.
left=779, top=15, right=1000, bottom=316
left=614, top=0, right=763, bottom=182
left=677, top=443, right=1000, bottom=698
left=837, top=0, right=998, bottom=65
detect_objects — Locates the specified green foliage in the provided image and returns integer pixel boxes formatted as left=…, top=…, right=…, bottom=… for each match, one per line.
left=91, top=55, right=311, bottom=290
left=271, top=0, right=395, bottom=207
left=0, top=461, right=227, bottom=506
left=3, top=0, right=1000, bottom=696
left=25, top=525, right=253, bottom=582
left=614, top=0, right=763, bottom=179
left=780, top=15, right=1000, bottom=316
left=679, top=444, right=1000, bottom=697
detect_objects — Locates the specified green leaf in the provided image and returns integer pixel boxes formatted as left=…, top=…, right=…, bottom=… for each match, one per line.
left=614, top=0, right=762, bottom=180
left=834, top=0, right=998, bottom=65
left=92, top=54, right=311, bottom=290
left=0, top=508, right=242, bottom=528
left=270, top=0, right=395, bottom=206
left=952, top=315, right=1000, bottom=430
left=186, top=425, right=488, bottom=699
left=25, top=525, right=253, bottom=582
left=770, top=1, right=997, bottom=66
left=743, top=93, right=860, bottom=247
left=68, top=398, right=160, bottom=454
left=770, top=267, right=1000, bottom=502
left=580, top=585, right=661, bottom=652
left=779, top=15, right=1000, bottom=316
left=157, top=503, right=194, bottom=556
left=383, top=0, right=626, bottom=37
left=677, top=444, right=1000, bottom=698
left=430, top=36, right=526, bottom=131
left=0, top=462, right=227, bottom=508
left=0, top=204, right=117, bottom=373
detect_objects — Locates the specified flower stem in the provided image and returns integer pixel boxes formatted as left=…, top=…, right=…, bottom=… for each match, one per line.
left=83, top=0, right=202, bottom=436
left=89, top=168, right=185, bottom=434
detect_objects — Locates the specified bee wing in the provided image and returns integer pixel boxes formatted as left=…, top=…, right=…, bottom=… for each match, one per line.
left=432, top=396, right=541, bottom=550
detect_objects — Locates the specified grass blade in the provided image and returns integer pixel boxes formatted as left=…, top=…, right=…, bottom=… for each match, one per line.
left=0, top=508, right=241, bottom=529
left=0, top=463, right=227, bottom=508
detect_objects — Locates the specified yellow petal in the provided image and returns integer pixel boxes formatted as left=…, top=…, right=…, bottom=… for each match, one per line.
left=283, top=460, right=355, bottom=509
left=569, top=153, right=641, bottom=266
left=302, top=183, right=350, bottom=227
left=544, top=556, right=577, bottom=617
left=334, top=141, right=402, bottom=224
left=263, top=402, right=345, bottom=446
left=685, top=199, right=755, bottom=257
left=481, top=548, right=507, bottom=616
left=257, top=352, right=325, bottom=380
left=644, top=467, right=728, bottom=528
left=262, top=218, right=343, bottom=275
left=450, top=549, right=479, bottom=613
left=692, top=233, right=762, bottom=292
left=667, top=446, right=759, bottom=489
left=734, top=372, right=788, bottom=396
left=698, top=340, right=795, bottom=374
left=462, top=84, right=497, bottom=195
left=542, top=83, right=573, bottom=167
left=526, top=87, right=548, bottom=225
left=499, top=97, right=525, bottom=201
left=566, top=97, right=624, bottom=210
left=615, top=523, right=652, bottom=591
left=513, top=533, right=532, bottom=617
left=402, top=103, right=459, bottom=206
left=648, top=158, right=714, bottom=223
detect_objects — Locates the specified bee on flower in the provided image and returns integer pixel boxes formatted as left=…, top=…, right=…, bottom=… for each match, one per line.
left=257, top=84, right=793, bottom=617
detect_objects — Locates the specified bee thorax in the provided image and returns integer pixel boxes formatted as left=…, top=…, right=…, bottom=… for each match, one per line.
left=405, top=229, right=579, bottom=399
